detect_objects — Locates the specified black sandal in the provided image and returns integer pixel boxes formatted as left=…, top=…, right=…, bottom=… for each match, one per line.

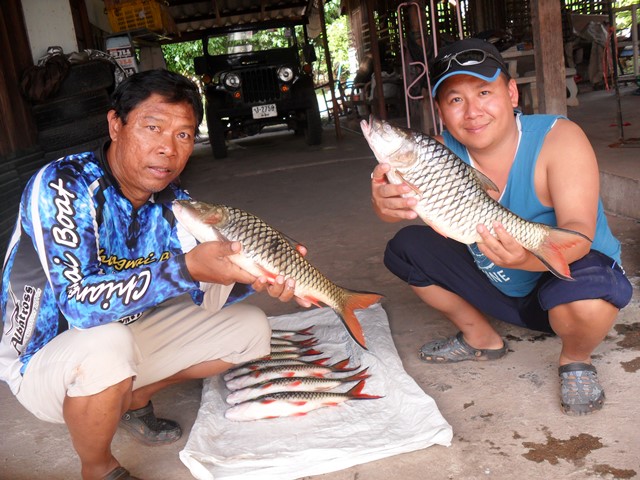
left=559, top=362, right=605, bottom=415
left=103, top=466, right=142, bottom=480
left=419, top=331, right=507, bottom=363
left=119, top=401, right=182, bottom=446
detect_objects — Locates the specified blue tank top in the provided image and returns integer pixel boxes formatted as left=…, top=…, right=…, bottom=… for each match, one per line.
left=443, top=113, right=621, bottom=297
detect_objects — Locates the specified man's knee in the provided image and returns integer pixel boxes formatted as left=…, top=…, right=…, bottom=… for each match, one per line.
left=223, top=304, right=271, bottom=363
left=17, top=323, right=137, bottom=423
left=234, top=304, right=271, bottom=345
left=65, top=323, right=138, bottom=396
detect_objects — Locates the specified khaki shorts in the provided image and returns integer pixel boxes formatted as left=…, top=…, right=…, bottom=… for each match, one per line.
left=16, top=285, right=270, bottom=423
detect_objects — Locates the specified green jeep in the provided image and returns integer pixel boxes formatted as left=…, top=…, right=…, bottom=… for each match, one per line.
left=194, top=23, right=322, bottom=159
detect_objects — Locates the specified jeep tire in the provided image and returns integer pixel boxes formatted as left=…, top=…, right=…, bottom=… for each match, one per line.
left=209, top=117, right=227, bottom=159
left=303, top=97, right=322, bottom=146
left=206, top=97, right=228, bottom=159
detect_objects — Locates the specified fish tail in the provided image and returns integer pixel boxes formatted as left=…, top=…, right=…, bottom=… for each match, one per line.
left=312, top=357, right=331, bottom=365
left=301, top=348, right=323, bottom=356
left=531, top=227, right=592, bottom=280
left=341, top=367, right=371, bottom=382
left=337, top=291, right=383, bottom=350
left=330, top=358, right=352, bottom=370
left=347, top=380, right=383, bottom=399
left=329, top=358, right=360, bottom=372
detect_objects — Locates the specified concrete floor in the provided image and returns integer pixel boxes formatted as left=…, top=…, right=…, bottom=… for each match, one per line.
left=1, top=85, right=639, bottom=480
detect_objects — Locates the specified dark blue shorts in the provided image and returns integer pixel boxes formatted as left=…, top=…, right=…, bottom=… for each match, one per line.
left=384, top=225, right=633, bottom=333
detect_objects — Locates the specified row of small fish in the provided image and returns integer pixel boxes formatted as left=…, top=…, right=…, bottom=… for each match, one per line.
left=222, top=327, right=380, bottom=421
left=224, top=381, right=381, bottom=421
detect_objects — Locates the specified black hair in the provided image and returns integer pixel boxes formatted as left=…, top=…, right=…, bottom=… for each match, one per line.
left=110, top=69, right=204, bottom=128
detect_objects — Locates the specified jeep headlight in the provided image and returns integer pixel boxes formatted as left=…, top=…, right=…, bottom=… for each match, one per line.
left=277, top=67, right=294, bottom=82
left=223, top=73, right=241, bottom=89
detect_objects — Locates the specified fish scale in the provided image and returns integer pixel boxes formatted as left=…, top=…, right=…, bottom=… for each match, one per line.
left=361, top=116, right=591, bottom=280
left=214, top=205, right=347, bottom=299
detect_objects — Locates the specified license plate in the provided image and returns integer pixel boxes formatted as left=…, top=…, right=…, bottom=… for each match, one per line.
left=252, top=104, right=277, bottom=119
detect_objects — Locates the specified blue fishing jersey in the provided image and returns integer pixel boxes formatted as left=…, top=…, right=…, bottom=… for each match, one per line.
left=1, top=145, right=232, bottom=394
left=443, top=113, right=621, bottom=297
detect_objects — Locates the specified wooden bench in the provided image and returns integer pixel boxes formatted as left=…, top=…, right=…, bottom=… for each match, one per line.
left=516, top=75, right=538, bottom=113
left=515, top=67, right=579, bottom=113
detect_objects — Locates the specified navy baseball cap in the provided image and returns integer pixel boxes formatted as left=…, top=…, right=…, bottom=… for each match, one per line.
left=430, top=38, right=510, bottom=96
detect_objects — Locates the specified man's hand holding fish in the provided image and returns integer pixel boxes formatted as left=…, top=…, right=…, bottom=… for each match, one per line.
left=184, top=237, right=308, bottom=306
left=371, top=163, right=418, bottom=222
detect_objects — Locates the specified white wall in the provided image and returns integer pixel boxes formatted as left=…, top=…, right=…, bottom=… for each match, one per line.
left=85, top=0, right=112, bottom=33
left=21, top=0, right=78, bottom=61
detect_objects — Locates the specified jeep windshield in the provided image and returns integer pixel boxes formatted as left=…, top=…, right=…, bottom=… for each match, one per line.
left=205, top=27, right=297, bottom=55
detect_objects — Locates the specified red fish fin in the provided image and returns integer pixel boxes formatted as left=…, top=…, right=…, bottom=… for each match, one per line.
left=291, top=401, right=307, bottom=406
left=312, top=357, right=330, bottom=365
left=396, top=171, right=422, bottom=196
left=299, top=294, right=322, bottom=308
left=530, top=227, right=592, bottom=280
left=293, top=412, right=308, bottom=417
left=347, top=380, right=383, bottom=399
left=255, top=265, right=278, bottom=282
left=301, top=348, right=322, bottom=356
left=341, top=368, right=371, bottom=383
left=260, top=382, right=275, bottom=389
left=298, top=326, right=315, bottom=336
left=331, top=359, right=351, bottom=370
left=202, top=213, right=224, bottom=226
left=472, top=168, right=500, bottom=193
left=338, top=292, right=383, bottom=350
left=348, top=380, right=366, bottom=395
left=260, top=399, right=277, bottom=404
left=289, top=380, right=302, bottom=387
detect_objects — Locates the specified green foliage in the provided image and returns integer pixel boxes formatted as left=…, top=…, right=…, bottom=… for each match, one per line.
left=205, top=28, right=294, bottom=55
left=613, top=0, right=638, bottom=33
left=326, top=15, right=350, bottom=81
left=162, top=40, right=201, bottom=78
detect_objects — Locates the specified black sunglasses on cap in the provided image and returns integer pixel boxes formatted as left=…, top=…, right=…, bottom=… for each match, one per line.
left=431, top=48, right=507, bottom=82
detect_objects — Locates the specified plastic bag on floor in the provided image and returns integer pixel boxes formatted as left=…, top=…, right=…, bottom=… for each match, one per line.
left=180, top=304, right=452, bottom=480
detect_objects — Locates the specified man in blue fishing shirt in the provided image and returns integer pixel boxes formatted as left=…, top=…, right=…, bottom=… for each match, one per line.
left=0, top=69, right=305, bottom=480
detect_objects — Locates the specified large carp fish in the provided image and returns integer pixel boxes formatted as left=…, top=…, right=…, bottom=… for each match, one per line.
left=361, top=116, right=591, bottom=280
left=172, top=200, right=381, bottom=349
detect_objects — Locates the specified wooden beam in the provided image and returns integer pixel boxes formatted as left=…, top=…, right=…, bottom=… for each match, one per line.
left=365, top=0, right=386, bottom=119
left=0, top=0, right=36, bottom=156
left=317, top=0, right=342, bottom=140
left=531, top=0, right=567, bottom=115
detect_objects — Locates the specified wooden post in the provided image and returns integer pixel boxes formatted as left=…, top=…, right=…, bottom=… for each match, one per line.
left=531, top=0, right=567, bottom=115
left=317, top=1, right=342, bottom=140
left=366, top=0, right=386, bottom=119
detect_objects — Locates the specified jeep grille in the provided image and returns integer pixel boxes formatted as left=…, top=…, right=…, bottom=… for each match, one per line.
left=241, top=67, right=281, bottom=103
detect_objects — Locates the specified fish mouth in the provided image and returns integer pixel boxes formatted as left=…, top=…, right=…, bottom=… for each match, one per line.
left=359, top=115, right=373, bottom=136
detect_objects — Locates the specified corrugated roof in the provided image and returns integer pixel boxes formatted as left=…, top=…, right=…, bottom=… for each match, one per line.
left=166, top=0, right=317, bottom=37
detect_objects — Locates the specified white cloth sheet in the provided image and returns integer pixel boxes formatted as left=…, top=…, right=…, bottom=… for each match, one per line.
left=180, top=304, right=453, bottom=480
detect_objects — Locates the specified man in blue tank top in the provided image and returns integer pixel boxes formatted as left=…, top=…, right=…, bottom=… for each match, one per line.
left=370, top=38, right=632, bottom=416
left=0, top=70, right=307, bottom=480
